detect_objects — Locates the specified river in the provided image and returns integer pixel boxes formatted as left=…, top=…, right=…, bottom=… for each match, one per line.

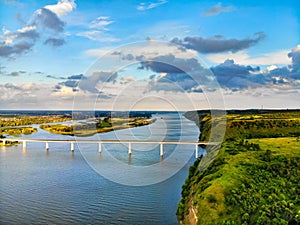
left=0, top=112, right=200, bottom=224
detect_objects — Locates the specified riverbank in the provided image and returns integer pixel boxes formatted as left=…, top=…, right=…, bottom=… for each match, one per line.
left=178, top=109, right=300, bottom=224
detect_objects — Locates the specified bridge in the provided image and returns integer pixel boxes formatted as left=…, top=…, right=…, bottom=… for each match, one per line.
left=0, top=138, right=219, bottom=159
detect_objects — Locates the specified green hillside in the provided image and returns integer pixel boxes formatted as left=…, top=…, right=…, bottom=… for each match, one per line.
left=178, top=110, right=300, bottom=225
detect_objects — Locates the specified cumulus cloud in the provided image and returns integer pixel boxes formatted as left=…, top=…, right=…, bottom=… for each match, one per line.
left=288, top=45, right=300, bottom=73
left=58, top=74, right=82, bottom=91
left=202, top=2, right=234, bottom=16
left=139, top=47, right=300, bottom=92
left=172, top=32, right=266, bottom=54
left=137, top=0, right=168, bottom=11
left=258, top=46, right=300, bottom=82
left=137, top=54, right=212, bottom=93
left=0, top=26, right=40, bottom=57
left=44, top=37, right=66, bottom=46
left=211, top=59, right=264, bottom=89
left=1, top=0, right=72, bottom=58
left=149, top=73, right=199, bottom=92
left=0, top=41, right=36, bottom=57
left=57, top=73, right=94, bottom=93
left=44, top=0, right=76, bottom=17
left=78, top=71, right=118, bottom=93
left=31, top=8, right=65, bottom=33
left=2, top=26, right=39, bottom=45
left=139, top=54, right=203, bottom=73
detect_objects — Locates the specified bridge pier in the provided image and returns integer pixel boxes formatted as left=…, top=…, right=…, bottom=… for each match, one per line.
left=160, top=143, right=163, bottom=157
left=195, top=144, right=198, bottom=158
left=3, top=140, right=6, bottom=146
left=98, top=143, right=102, bottom=153
left=128, top=142, right=132, bottom=156
left=23, top=141, right=27, bottom=150
left=71, top=142, right=74, bottom=152
left=46, top=142, right=49, bottom=151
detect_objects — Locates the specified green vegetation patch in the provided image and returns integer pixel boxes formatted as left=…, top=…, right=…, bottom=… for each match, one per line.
left=40, top=117, right=155, bottom=137
left=0, top=127, right=37, bottom=136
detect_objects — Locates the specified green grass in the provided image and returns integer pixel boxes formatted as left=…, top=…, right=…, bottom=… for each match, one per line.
left=250, top=137, right=300, bottom=157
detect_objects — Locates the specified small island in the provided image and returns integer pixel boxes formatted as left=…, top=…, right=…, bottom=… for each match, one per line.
left=40, top=117, right=156, bottom=137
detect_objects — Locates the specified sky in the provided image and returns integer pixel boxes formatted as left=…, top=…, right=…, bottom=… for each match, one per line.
left=0, top=0, right=299, bottom=110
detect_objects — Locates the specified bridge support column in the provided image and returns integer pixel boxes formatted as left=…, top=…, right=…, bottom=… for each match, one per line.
left=98, top=143, right=102, bottom=153
left=160, top=143, right=163, bottom=157
left=3, top=140, right=6, bottom=146
left=46, top=142, right=49, bottom=151
left=71, top=142, right=74, bottom=152
left=23, top=141, right=27, bottom=150
left=128, top=143, right=132, bottom=156
left=195, top=144, right=198, bottom=159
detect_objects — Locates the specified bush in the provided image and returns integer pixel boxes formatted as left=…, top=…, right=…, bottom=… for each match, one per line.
left=207, top=194, right=217, bottom=203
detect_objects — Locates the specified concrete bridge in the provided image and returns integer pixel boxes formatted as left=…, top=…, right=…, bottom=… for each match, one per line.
left=0, top=138, right=219, bottom=158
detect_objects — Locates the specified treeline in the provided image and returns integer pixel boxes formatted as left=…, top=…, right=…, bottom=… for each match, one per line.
left=40, top=124, right=74, bottom=135
left=0, top=116, right=70, bottom=128
left=226, top=118, right=300, bottom=139
left=184, top=110, right=300, bottom=141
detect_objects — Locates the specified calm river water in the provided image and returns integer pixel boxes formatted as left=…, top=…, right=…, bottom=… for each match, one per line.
left=0, top=112, right=200, bottom=224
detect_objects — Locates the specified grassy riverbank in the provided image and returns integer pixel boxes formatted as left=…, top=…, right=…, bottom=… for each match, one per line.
left=178, top=110, right=300, bottom=225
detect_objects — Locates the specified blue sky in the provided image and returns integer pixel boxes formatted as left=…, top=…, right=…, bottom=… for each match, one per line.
left=0, top=0, right=299, bottom=110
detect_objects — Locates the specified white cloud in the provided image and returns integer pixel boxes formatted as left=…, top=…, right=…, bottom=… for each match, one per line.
left=44, top=0, right=76, bottom=17
left=137, top=0, right=168, bottom=11
left=17, top=25, right=37, bottom=33
left=76, top=30, right=119, bottom=42
left=89, top=16, right=114, bottom=30
left=1, top=25, right=37, bottom=44
left=51, top=85, right=75, bottom=98
left=265, top=65, right=278, bottom=73
left=206, top=49, right=291, bottom=66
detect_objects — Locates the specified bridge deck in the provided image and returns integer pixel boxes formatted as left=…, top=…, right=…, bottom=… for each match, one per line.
left=0, top=138, right=218, bottom=145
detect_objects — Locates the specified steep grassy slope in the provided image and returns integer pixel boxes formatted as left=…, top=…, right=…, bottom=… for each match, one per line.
left=178, top=110, right=300, bottom=225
